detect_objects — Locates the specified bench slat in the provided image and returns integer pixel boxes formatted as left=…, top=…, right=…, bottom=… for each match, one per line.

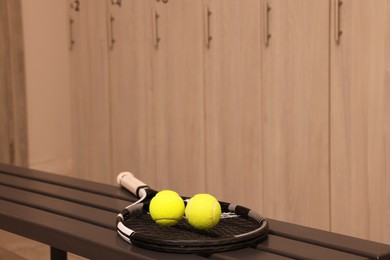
left=268, top=219, right=390, bottom=259
left=209, top=247, right=293, bottom=259
left=257, top=235, right=368, bottom=260
left=0, top=173, right=130, bottom=212
left=0, top=164, right=133, bottom=200
left=0, top=200, right=203, bottom=260
left=0, top=184, right=116, bottom=230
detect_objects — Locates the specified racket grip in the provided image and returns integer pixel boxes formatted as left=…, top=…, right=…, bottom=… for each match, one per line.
left=117, top=172, right=148, bottom=197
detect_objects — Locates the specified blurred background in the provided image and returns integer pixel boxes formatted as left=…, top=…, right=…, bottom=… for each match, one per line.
left=1, top=0, right=390, bottom=258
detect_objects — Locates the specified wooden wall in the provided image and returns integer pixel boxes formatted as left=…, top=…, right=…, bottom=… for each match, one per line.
left=11, top=0, right=390, bottom=245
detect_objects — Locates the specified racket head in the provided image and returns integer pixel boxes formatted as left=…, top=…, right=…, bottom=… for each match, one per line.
left=117, top=199, right=269, bottom=254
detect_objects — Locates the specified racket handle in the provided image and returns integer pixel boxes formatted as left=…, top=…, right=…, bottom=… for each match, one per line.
left=117, top=172, right=148, bottom=197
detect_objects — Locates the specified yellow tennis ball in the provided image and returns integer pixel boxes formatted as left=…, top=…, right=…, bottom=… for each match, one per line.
left=149, top=190, right=185, bottom=226
left=185, top=193, right=221, bottom=230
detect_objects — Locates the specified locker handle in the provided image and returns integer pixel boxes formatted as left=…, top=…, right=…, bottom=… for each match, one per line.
left=111, top=0, right=122, bottom=6
left=70, top=0, right=80, bottom=12
left=68, top=0, right=79, bottom=51
left=108, top=15, right=115, bottom=50
left=335, top=0, right=343, bottom=44
left=152, top=9, right=160, bottom=48
left=68, top=18, right=75, bottom=50
left=264, top=1, right=271, bottom=47
left=204, top=6, right=212, bottom=48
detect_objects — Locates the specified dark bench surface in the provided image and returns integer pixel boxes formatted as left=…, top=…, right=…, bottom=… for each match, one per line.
left=1, top=164, right=390, bottom=259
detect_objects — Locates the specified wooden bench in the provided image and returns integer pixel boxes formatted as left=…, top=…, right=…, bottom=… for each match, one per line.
left=1, top=164, right=390, bottom=259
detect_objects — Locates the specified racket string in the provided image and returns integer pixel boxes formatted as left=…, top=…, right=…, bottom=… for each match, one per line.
left=124, top=211, right=261, bottom=241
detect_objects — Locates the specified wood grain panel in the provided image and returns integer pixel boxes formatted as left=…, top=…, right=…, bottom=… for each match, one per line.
left=69, top=0, right=112, bottom=183
left=262, top=0, right=330, bottom=230
left=0, top=0, right=28, bottom=166
left=203, top=0, right=263, bottom=211
left=331, top=0, right=390, bottom=244
left=0, top=0, right=12, bottom=164
left=109, top=0, right=157, bottom=187
left=153, top=0, right=206, bottom=195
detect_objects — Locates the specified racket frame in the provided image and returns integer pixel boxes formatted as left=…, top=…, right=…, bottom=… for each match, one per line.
left=116, top=172, right=269, bottom=254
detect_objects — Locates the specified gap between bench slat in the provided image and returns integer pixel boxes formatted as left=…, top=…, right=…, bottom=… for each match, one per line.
left=0, top=173, right=131, bottom=212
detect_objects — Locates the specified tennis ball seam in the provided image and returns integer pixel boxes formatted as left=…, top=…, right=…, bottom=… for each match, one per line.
left=212, top=200, right=217, bottom=225
left=186, top=200, right=192, bottom=219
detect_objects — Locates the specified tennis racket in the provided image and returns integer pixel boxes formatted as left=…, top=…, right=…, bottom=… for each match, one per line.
left=116, top=172, right=269, bottom=254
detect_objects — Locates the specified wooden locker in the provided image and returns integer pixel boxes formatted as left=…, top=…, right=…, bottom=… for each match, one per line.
left=203, top=0, right=263, bottom=211
left=68, top=0, right=112, bottom=183
left=0, top=1, right=12, bottom=164
left=331, top=0, right=390, bottom=244
left=109, top=0, right=157, bottom=187
left=0, top=0, right=27, bottom=166
left=152, top=0, right=206, bottom=195
left=261, top=0, right=330, bottom=230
